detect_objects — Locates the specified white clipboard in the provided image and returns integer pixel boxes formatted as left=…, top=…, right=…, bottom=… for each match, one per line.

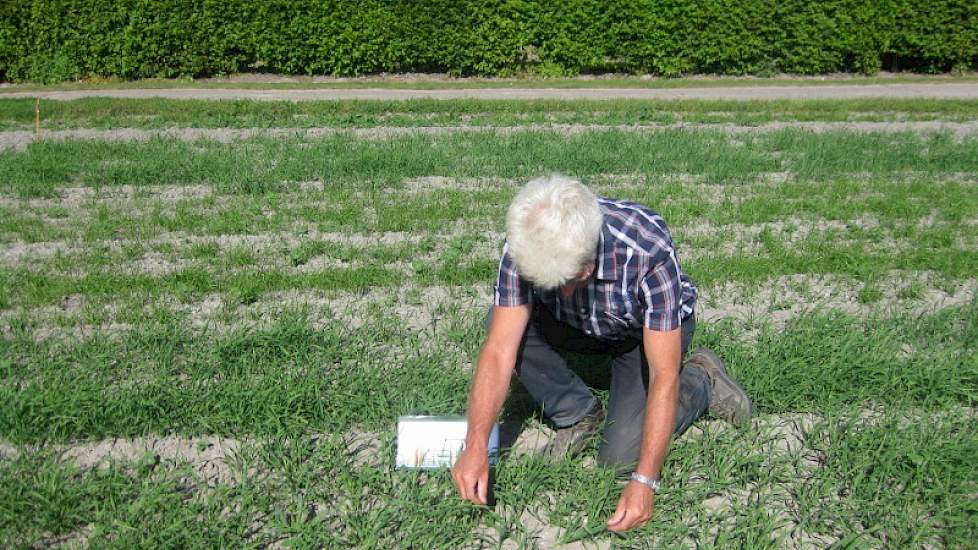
left=395, top=415, right=499, bottom=469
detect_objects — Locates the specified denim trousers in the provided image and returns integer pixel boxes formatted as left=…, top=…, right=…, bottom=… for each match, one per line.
left=489, top=304, right=710, bottom=467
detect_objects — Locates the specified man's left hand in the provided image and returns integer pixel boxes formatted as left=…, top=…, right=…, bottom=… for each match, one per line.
left=606, top=480, right=655, bottom=532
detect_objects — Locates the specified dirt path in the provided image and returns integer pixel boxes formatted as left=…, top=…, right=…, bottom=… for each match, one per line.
left=6, top=120, right=978, bottom=150
left=3, top=83, right=978, bottom=101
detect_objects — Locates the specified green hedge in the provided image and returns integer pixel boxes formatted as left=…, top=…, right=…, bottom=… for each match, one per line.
left=1, top=0, right=976, bottom=82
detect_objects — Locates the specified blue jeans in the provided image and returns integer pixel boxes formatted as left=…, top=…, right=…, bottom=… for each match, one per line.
left=488, top=304, right=709, bottom=467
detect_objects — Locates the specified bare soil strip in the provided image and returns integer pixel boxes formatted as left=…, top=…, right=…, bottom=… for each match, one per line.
left=1, top=435, right=244, bottom=486
left=6, top=120, right=978, bottom=149
left=197, top=285, right=493, bottom=333
left=0, top=413, right=837, bottom=482
left=699, top=272, right=977, bottom=331
left=401, top=176, right=520, bottom=194
left=5, top=273, right=973, bottom=343
left=1, top=284, right=494, bottom=342
left=678, top=220, right=937, bottom=261
left=0, top=184, right=216, bottom=208
left=30, top=525, right=94, bottom=550
left=0, top=229, right=423, bottom=266
left=681, top=216, right=881, bottom=240
left=5, top=83, right=978, bottom=101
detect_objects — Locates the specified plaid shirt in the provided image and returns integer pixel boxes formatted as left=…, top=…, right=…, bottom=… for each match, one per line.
left=493, top=198, right=697, bottom=340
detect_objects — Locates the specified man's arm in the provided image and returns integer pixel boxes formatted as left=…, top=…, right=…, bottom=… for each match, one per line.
left=451, top=304, right=530, bottom=505
left=607, top=326, right=682, bottom=532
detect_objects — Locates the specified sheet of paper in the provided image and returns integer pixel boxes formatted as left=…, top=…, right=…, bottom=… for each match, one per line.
left=395, top=416, right=499, bottom=469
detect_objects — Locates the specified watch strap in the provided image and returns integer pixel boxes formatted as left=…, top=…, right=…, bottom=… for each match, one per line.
left=629, top=472, right=660, bottom=492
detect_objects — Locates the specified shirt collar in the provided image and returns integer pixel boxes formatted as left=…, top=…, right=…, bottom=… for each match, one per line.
left=595, top=220, right=617, bottom=281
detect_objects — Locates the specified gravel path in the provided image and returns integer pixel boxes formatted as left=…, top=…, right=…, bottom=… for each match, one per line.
left=6, top=120, right=978, bottom=149
left=3, top=83, right=978, bottom=101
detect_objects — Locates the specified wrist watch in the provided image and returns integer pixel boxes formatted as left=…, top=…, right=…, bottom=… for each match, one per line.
left=629, top=472, right=661, bottom=492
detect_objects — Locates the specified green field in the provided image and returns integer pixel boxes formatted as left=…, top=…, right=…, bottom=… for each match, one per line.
left=2, top=74, right=977, bottom=94
left=1, top=96, right=976, bottom=548
left=6, top=97, right=978, bottom=131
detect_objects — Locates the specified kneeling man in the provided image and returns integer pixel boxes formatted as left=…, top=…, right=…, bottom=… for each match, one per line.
left=452, top=175, right=752, bottom=532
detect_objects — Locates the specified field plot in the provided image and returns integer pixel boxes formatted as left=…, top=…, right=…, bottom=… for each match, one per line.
left=1, top=97, right=977, bottom=549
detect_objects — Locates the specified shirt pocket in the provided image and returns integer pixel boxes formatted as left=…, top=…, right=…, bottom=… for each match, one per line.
left=603, top=298, right=638, bottom=331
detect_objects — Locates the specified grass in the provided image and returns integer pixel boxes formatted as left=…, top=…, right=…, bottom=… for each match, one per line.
left=3, top=305, right=975, bottom=440
left=1, top=98, right=976, bottom=548
left=2, top=306, right=975, bottom=547
left=2, top=72, right=977, bottom=93
left=3, top=129, right=978, bottom=199
left=4, top=97, right=978, bottom=130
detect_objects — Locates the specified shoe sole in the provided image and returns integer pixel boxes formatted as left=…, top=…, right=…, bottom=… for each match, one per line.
left=689, top=347, right=752, bottom=425
left=540, top=408, right=605, bottom=462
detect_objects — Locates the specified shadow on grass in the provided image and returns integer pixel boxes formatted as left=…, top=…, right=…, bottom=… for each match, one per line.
left=497, top=352, right=615, bottom=453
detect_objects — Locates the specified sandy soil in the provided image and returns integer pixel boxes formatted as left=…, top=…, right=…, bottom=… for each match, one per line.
left=5, top=270, right=973, bottom=343
left=6, top=120, right=978, bottom=149
left=23, top=322, right=135, bottom=343
left=58, top=184, right=215, bottom=202
left=0, top=229, right=424, bottom=269
left=183, top=285, right=491, bottom=337
left=679, top=216, right=886, bottom=258
left=698, top=272, right=978, bottom=333
left=402, top=176, right=520, bottom=194
left=2, top=435, right=245, bottom=486
left=31, top=524, right=94, bottom=549
left=116, top=252, right=196, bottom=276
left=681, top=216, right=881, bottom=241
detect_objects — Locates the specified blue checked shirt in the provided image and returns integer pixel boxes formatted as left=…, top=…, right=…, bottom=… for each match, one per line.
left=493, top=198, right=697, bottom=340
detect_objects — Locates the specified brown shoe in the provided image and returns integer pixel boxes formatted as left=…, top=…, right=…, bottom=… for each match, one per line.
left=540, top=404, right=605, bottom=463
left=686, top=348, right=752, bottom=425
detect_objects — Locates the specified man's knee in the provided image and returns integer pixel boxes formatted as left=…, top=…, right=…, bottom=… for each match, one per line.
left=597, top=421, right=640, bottom=469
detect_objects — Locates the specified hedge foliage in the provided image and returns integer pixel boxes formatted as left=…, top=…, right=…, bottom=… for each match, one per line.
left=1, top=0, right=976, bottom=82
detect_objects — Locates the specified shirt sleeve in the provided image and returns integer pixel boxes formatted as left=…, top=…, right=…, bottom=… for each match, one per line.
left=493, top=242, right=531, bottom=307
left=638, top=254, right=684, bottom=331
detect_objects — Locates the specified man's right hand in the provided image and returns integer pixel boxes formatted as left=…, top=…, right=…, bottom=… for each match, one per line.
left=453, top=304, right=528, bottom=506
left=451, top=447, right=489, bottom=505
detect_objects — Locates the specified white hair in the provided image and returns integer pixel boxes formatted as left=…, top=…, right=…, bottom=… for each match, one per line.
left=505, top=174, right=604, bottom=289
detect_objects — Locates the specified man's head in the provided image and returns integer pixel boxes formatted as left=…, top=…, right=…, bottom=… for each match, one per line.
left=505, top=175, right=604, bottom=291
